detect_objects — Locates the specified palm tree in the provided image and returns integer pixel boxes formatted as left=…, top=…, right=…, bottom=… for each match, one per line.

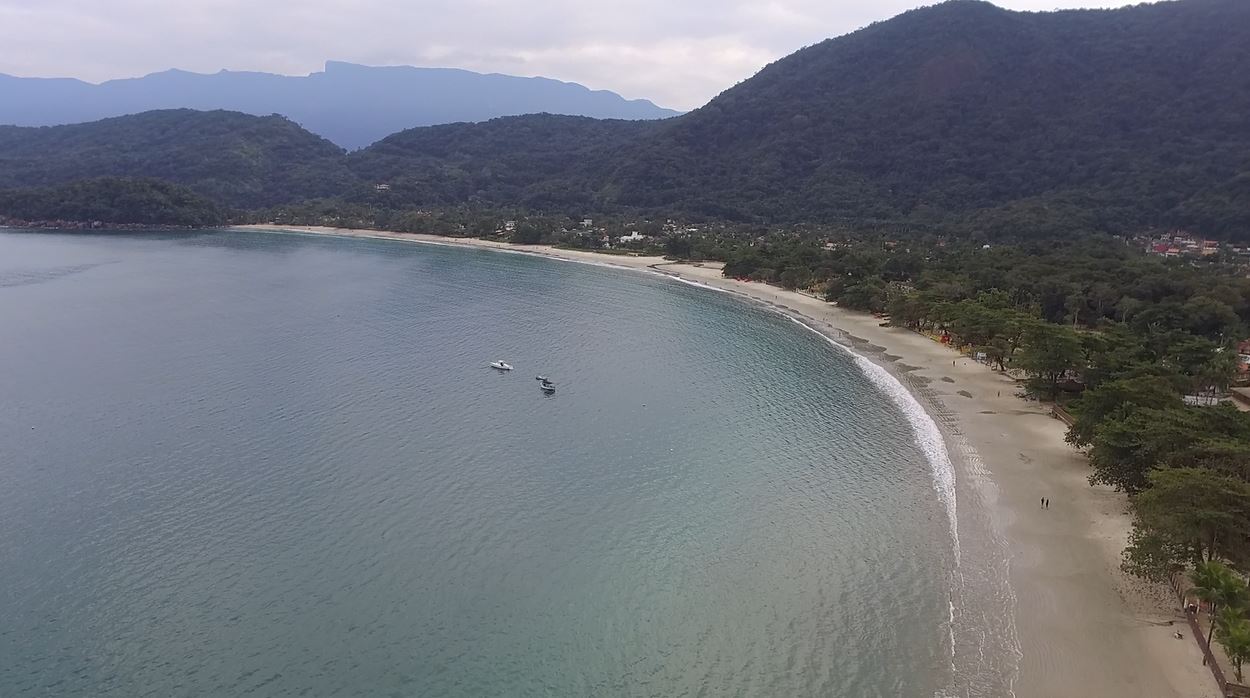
left=1190, top=561, right=1250, bottom=663
left=1219, top=606, right=1246, bottom=636
left=1219, top=618, right=1250, bottom=684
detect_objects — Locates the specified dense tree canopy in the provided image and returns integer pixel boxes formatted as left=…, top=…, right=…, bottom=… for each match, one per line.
left=1123, top=469, right=1250, bottom=579
left=0, top=110, right=355, bottom=208
left=0, top=177, right=225, bottom=226
left=335, top=0, right=1250, bottom=237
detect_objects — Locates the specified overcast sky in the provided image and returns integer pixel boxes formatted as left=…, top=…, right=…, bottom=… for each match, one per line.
left=0, top=0, right=1140, bottom=110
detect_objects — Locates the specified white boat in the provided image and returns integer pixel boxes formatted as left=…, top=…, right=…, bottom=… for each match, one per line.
left=539, top=382, right=556, bottom=393
left=490, top=361, right=514, bottom=371
left=535, top=375, right=551, bottom=383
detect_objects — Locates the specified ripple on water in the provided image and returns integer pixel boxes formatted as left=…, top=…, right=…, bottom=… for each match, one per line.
left=0, top=229, right=965, bottom=697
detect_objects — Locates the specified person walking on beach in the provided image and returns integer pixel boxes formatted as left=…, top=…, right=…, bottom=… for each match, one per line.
left=1044, top=498, right=1049, bottom=509
left=1041, top=497, right=1045, bottom=508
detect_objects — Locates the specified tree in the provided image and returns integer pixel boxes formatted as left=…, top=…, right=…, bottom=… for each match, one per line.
left=0, top=177, right=226, bottom=226
left=1196, top=349, right=1240, bottom=397
left=511, top=220, right=545, bottom=244
left=778, top=267, right=814, bottom=290
left=1088, top=404, right=1250, bottom=491
left=1218, top=605, right=1247, bottom=638
left=1190, top=561, right=1249, bottom=660
left=1182, top=295, right=1241, bottom=340
left=1220, top=618, right=1250, bottom=682
left=664, top=235, right=693, bottom=259
left=1126, top=470, right=1250, bottom=577
left=1123, top=524, right=1191, bottom=583
left=1166, top=335, right=1235, bottom=396
left=1076, top=323, right=1162, bottom=390
left=887, top=291, right=928, bottom=330
left=838, top=278, right=888, bottom=313
left=1014, top=321, right=1082, bottom=401
left=1066, top=375, right=1182, bottom=448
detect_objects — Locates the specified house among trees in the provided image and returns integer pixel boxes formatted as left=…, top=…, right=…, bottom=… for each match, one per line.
left=1145, top=231, right=1220, bottom=258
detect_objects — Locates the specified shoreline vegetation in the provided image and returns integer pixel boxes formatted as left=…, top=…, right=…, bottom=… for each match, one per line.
left=236, top=223, right=1224, bottom=697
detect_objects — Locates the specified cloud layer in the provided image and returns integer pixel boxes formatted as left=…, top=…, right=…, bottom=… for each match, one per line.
left=0, top=0, right=1138, bottom=110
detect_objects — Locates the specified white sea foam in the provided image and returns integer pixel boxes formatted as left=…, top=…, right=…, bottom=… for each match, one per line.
left=665, top=273, right=961, bottom=556
left=250, top=228, right=1011, bottom=692
left=600, top=270, right=1018, bottom=697
left=521, top=254, right=1016, bottom=694
left=784, top=315, right=960, bottom=558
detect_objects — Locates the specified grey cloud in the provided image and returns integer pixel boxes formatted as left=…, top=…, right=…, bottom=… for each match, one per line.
left=0, top=0, right=1140, bottom=110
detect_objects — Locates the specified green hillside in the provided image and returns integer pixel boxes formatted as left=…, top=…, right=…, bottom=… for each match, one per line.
left=607, top=0, right=1250, bottom=232
left=346, top=115, right=660, bottom=209
left=345, top=0, right=1250, bottom=237
left=0, top=109, right=356, bottom=208
left=0, top=177, right=225, bottom=226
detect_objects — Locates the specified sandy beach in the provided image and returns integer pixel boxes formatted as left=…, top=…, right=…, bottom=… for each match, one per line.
left=238, top=224, right=1219, bottom=697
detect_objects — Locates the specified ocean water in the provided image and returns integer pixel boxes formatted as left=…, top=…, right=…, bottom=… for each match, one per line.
left=0, top=229, right=960, bottom=697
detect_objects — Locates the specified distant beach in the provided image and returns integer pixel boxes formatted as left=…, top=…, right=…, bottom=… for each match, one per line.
left=238, top=224, right=1220, bottom=698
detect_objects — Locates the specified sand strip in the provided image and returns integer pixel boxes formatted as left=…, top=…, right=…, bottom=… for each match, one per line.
left=236, top=224, right=1219, bottom=698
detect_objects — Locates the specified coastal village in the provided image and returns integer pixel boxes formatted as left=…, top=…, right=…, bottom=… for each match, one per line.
left=1141, top=231, right=1250, bottom=261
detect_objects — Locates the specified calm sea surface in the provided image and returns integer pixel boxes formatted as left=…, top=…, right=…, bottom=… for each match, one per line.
left=0, top=229, right=956, bottom=696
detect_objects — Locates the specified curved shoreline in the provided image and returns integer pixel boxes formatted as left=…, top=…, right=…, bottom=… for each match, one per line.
left=235, top=224, right=1218, bottom=698
left=662, top=271, right=1013, bottom=696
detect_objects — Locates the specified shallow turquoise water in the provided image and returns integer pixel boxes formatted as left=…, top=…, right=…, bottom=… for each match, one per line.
left=0, top=229, right=955, bottom=696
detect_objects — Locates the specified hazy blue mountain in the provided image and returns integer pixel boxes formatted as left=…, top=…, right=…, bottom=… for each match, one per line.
left=0, top=61, right=680, bottom=149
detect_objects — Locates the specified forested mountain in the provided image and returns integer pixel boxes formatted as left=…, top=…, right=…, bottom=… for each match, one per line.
left=347, top=115, right=661, bottom=209
left=0, top=62, right=680, bottom=149
left=346, top=0, right=1250, bottom=237
left=0, top=110, right=356, bottom=208
left=1, top=1, right=1248, bottom=236
left=611, top=0, right=1250, bottom=232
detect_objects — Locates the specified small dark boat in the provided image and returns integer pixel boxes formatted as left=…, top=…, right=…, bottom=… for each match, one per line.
left=539, top=379, right=556, bottom=394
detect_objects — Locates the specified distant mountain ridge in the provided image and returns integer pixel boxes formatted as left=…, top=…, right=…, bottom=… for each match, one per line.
left=0, top=61, right=680, bottom=149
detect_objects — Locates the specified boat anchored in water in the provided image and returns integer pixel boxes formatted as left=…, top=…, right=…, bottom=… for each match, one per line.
left=538, top=376, right=556, bottom=393
left=490, top=361, right=514, bottom=371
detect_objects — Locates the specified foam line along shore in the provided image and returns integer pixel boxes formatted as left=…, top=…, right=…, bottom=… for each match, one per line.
left=237, top=224, right=1220, bottom=698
